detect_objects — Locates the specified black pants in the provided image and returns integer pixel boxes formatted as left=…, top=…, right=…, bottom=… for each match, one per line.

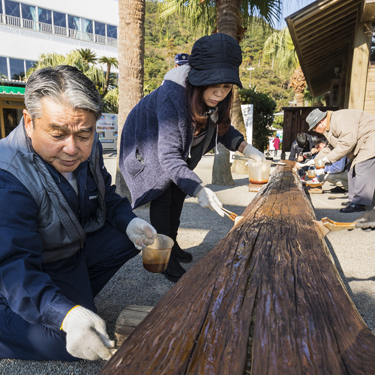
left=149, top=182, right=187, bottom=243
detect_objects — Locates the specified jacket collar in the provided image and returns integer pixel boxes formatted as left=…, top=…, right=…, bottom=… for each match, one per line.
left=163, top=64, right=190, bottom=88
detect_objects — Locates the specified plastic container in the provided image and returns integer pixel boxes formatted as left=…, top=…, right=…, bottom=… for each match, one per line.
left=142, top=234, right=174, bottom=273
left=248, top=160, right=271, bottom=184
left=307, top=166, right=316, bottom=178
left=315, top=159, right=325, bottom=170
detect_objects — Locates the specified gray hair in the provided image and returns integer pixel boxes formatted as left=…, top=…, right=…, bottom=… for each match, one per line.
left=25, top=65, right=102, bottom=120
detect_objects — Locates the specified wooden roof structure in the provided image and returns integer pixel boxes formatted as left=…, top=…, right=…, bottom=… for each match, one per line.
left=286, top=0, right=370, bottom=98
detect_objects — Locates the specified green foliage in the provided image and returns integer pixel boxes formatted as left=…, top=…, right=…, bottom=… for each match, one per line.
left=144, top=4, right=294, bottom=109
left=26, top=49, right=118, bottom=113
left=239, top=22, right=294, bottom=111
left=238, top=87, right=276, bottom=151
left=272, top=115, right=283, bottom=128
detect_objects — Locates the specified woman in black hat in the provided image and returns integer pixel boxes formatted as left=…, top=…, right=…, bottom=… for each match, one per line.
left=119, top=33, right=265, bottom=282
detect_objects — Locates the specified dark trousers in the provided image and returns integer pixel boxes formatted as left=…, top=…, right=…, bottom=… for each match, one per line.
left=149, top=182, right=187, bottom=243
left=348, top=157, right=375, bottom=206
left=0, top=222, right=138, bottom=361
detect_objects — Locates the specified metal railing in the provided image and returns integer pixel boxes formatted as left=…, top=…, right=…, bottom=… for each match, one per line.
left=1, top=14, right=118, bottom=47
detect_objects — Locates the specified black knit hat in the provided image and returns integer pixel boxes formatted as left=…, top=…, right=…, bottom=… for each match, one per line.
left=188, top=33, right=243, bottom=88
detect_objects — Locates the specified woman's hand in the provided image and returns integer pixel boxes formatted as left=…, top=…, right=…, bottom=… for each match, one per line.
left=242, top=144, right=266, bottom=162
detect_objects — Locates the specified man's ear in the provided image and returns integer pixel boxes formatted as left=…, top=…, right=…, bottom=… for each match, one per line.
left=23, top=109, right=33, bottom=138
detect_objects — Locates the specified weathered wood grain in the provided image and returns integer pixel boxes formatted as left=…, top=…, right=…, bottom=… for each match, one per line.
left=100, top=161, right=375, bottom=375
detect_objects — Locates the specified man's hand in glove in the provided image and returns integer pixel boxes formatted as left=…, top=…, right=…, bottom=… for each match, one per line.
left=243, top=144, right=266, bottom=161
left=354, top=210, right=375, bottom=231
left=196, top=187, right=224, bottom=217
left=126, top=218, right=157, bottom=249
left=62, top=306, right=116, bottom=360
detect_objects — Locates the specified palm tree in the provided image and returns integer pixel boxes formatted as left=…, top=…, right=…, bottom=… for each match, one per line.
left=263, top=27, right=306, bottom=106
left=26, top=50, right=118, bottom=113
left=77, top=48, right=98, bottom=67
left=116, top=0, right=146, bottom=197
left=98, top=56, right=119, bottom=97
left=159, top=0, right=282, bottom=185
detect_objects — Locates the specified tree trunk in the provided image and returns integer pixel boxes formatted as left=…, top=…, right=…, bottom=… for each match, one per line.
left=116, top=0, right=145, bottom=198
left=99, top=161, right=375, bottom=375
left=212, top=143, right=235, bottom=185
left=295, top=91, right=304, bottom=106
left=212, top=0, right=247, bottom=185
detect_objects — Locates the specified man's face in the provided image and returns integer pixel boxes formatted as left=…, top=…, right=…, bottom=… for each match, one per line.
left=313, top=118, right=327, bottom=134
left=24, top=99, right=96, bottom=173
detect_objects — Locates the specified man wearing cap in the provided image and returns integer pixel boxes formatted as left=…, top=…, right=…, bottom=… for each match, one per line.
left=174, top=53, right=189, bottom=68
left=304, top=108, right=375, bottom=214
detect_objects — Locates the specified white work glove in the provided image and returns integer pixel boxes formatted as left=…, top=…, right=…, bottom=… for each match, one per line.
left=62, top=306, right=116, bottom=360
left=126, top=218, right=157, bottom=250
left=196, top=187, right=224, bottom=217
left=321, top=156, right=331, bottom=164
left=243, top=144, right=266, bottom=161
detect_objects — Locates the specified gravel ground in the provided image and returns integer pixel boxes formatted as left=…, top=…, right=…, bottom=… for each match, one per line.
left=1, top=153, right=374, bottom=374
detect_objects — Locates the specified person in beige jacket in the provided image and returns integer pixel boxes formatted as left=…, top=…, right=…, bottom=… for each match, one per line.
left=305, top=108, right=375, bottom=214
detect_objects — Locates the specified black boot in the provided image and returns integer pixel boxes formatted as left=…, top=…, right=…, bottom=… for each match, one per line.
left=163, top=253, right=186, bottom=282
left=173, top=242, right=193, bottom=263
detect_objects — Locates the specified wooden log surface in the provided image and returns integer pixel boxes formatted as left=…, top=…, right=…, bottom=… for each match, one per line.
left=100, top=161, right=375, bottom=375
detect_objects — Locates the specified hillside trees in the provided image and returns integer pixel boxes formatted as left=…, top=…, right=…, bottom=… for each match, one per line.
left=26, top=49, right=118, bottom=113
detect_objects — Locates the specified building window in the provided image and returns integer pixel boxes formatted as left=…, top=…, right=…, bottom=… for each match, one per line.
left=21, top=4, right=37, bottom=29
left=9, top=57, right=25, bottom=80
left=68, top=14, right=80, bottom=30
left=95, top=21, right=106, bottom=36
left=0, top=57, right=8, bottom=79
left=53, top=11, right=67, bottom=36
left=4, top=0, right=20, bottom=17
left=82, top=18, right=93, bottom=41
left=53, top=11, right=66, bottom=27
left=38, top=7, right=52, bottom=33
left=107, top=24, right=117, bottom=39
left=25, top=60, right=36, bottom=75
left=68, top=14, right=81, bottom=39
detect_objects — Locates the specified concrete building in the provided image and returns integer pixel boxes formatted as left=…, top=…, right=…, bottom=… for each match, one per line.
left=0, top=0, right=119, bottom=138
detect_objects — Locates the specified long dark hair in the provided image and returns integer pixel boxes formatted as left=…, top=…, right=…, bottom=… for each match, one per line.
left=185, top=79, right=232, bottom=136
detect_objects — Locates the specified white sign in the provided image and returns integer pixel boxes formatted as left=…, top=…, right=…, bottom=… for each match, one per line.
left=96, top=113, right=118, bottom=151
left=241, top=104, right=253, bottom=144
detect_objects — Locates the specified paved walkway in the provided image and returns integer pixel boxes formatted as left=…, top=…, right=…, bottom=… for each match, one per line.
left=1, top=153, right=374, bottom=375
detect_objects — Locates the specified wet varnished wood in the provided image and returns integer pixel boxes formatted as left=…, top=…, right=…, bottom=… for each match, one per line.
left=99, top=161, right=375, bottom=375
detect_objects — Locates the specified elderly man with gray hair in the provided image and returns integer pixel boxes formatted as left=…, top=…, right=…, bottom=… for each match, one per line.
left=0, top=65, right=157, bottom=361
left=304, top=108, right=375, bottom=228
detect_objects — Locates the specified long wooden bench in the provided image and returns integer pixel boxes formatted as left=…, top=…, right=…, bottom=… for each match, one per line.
left=100, top=161, right=375, bottom=375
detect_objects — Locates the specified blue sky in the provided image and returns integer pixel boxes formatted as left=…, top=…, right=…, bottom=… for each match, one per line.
left=275, top=0, right=316, bottom=29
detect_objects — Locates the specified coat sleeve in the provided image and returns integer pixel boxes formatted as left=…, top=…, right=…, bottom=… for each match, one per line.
left=324, top=114, right=359, bottom=163
left=0, top=170, right=76, bottom=331
left=157, top=98, right=202, bottom=196
left=217, top=125, right=244, bottom=151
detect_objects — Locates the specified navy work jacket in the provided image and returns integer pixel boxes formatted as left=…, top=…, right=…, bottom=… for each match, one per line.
left=0, top=144, right=136, bottom=331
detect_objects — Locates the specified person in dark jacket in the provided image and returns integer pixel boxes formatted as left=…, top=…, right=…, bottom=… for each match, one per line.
left=120, top=33, right=265, bottom=283
left=0, top=66, right=157, bottom=362
left=288, top=132, right=315, bottom=162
